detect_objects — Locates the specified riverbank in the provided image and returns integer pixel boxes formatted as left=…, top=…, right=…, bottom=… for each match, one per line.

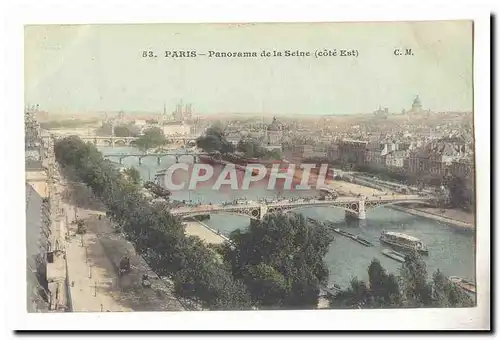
left=390, top=205, right=474, bottom=230
left=184, top=218, right=229, bottom=244
left=324, top=180, right=389, bottom=197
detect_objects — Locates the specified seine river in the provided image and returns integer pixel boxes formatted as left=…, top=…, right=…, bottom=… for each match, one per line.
left=101, top=147, right=476, bottom=287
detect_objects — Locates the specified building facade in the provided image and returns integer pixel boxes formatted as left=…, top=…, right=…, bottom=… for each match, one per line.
left=265, top=117, right=283, bottom=150
left=161, top=122, right=192, bottom=136
left=327, top=144, right=340, bottom=162
left=407, top=138, right=467, bottom=178
left=338, top=139, right=368, bottom=170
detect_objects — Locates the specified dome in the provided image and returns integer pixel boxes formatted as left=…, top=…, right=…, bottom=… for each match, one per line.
left=412, top=95, right=422, bottom=107
left=267, top=117, right=281, bottom=131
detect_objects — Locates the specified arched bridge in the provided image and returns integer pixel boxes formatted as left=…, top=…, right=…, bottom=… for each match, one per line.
left=53, top=135, right=199, bottom=147
left=170, top=195, right=436, bottom=221
left=103, top=152, right=206, bottom=165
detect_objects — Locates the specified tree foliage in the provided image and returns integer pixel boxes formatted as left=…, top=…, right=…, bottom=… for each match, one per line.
left=447, top=175, right=474, bottom=212
left=96, top=122, right=140, bottom=137
left=54, top=136, right=250, bottom=310
left=122, top=167, right=141, bottom=186
left=196, top=126, right=234, bottom=154
left=135, top=127, right=167, bottom=152
left=40, top=119, right=98, bottom=129
left=329, top=251, right=474, bottom=309
left=114, top=124, right=140, bottom=137
left=236, top=138, right=281, bottom=160
left=220, top=213, right=334, bottom=309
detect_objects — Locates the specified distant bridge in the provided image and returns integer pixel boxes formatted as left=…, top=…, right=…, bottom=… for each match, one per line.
left=52, top=134, right=199, bottom=147
left=170, top=195, right=436, bottom=221
left=103, top=152, right=207, bottom=165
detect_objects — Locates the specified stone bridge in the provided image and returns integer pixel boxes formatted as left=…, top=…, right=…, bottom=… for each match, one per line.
left=52, top=134, right=199, bottom=147
left=170, top=195, right=436, bottom=221
left=103, top=152, right=205, bottom=165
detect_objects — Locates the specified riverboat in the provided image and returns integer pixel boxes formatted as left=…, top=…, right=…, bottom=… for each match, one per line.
left=449, top=276, right=476, bottom=294
left=381, top=249, right=406, bottom=263
left=379, top=231, right=429, bottom=255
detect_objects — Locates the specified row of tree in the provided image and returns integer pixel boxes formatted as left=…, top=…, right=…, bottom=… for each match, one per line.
left=196, top=126, right=281, bottom=160
left=236, top=138, right=281, bottom=160
left=40, top=119, right=99, bottom=130
left=356, top=165, right=474, bottom=212
left=330, top=252, right=474, bottom=308
left=97, top=123, right=169, bottom=152
left=54, top=136, right=251, bottom=310
left=96, top=122, right=140, bottom=137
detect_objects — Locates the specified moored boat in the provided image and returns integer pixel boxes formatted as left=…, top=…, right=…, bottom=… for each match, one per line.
left=331, top=228, right=373, bottom=247
left=381, top=249, right=406, bottom=263
left=353, top=235, right=373, bottom=247
left=449, top=276, right=476, bottom=294
left=379, top=230, right=429, bottom=255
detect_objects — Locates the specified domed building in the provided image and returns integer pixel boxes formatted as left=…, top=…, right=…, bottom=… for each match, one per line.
left=265, top=116, right=283, bottom=150
left=411, top=95, right=422, bottom=114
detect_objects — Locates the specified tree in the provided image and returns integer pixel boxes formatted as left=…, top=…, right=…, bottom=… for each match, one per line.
left=172, top=236, right=251, bottom=310
left=114, top=124, right=139, bottom=137
left=447, top=175, right=474, bottom=211
left=330, top=277, right=370, bottom=309
left=196, top=125, right=234, bottom=154
left=237, top=138, right=282, bottom=160
left=267, top=150, right=282, bottom=160
left=95, top=122, right=114, bottom=136
left=399, top=251, right=432, bottom=307
left=368, top=259, right=401, bottom=307
left=237, top=138, right=265, bottom=158
left=431, top=269, right=474, bottom=307
left=245, top=263, right=288, bottom=307
left=222, top=213, right=334, bottom=309
left=123, top=167, right=141, bottom=186
left=135, top=127, right=167, bottom=152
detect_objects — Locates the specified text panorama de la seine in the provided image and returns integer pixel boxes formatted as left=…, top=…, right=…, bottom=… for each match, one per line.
left=142, top=49, right=360, bottom=59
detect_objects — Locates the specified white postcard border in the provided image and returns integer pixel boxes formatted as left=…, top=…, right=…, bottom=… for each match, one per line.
left=2, top=0, right=492, bottom=332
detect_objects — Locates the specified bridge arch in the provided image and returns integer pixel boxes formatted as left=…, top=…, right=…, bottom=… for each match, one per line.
left=270, top=202, right=359, bottom=216
left=177, top=208, right=261, bottom=221
left=364, top=199, right=436, bottom=210
left=114, top=139, right=127, bottom=146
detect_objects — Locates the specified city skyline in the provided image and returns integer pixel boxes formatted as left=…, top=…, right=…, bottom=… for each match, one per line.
left=25, top=21, right=473, bottom=115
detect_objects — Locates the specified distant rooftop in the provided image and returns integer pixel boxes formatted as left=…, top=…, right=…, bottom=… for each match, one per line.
left=341, top=139, right=369, bottom=144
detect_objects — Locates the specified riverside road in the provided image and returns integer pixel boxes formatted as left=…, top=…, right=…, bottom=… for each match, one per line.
left=101, top=146, right=476, bottom=288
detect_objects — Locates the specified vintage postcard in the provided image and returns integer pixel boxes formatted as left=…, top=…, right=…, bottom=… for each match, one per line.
left=23, top=20, right=488, bottom=329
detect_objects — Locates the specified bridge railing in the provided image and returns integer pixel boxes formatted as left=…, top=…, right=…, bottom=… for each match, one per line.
left=170, top=195, right=434, bottom=214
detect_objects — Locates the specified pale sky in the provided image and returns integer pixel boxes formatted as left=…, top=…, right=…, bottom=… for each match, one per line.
left=25, top=21, right=473, bottom=115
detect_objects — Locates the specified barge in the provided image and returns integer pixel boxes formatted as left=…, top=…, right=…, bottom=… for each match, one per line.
left=381, top=249, right=406, bottom=263
left=307, top=218, right=372, bottom=247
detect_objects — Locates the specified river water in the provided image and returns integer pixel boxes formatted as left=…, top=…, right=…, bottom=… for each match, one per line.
left=100, top=147, right=476, bottom=287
